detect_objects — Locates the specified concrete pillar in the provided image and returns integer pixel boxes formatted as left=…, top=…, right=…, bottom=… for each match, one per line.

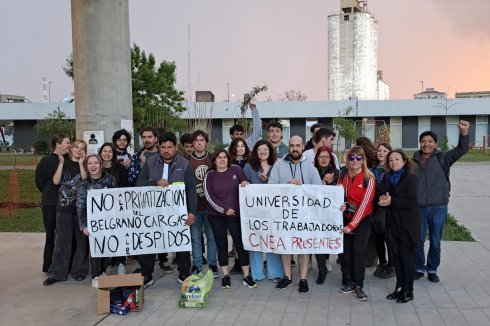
left=71, top=0, right=133, bottom=143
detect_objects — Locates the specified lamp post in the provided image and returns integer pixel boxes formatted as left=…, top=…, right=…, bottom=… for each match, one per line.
left=419, top=80, right=424, bottom=93
left=227, top=82, right=230, bottom=102
left=48, top=82, right=53, bottom=102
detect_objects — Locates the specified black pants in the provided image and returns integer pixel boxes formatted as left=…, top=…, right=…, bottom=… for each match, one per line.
left=139, top=251, right=190, bottom=278
left=42, top=205, right=57, bottom=272
left=341, top=216, right=371, bottom=288
left=373, top=228, right=394, bottom=267
left=315, top=254, right=331, bottom=273
left=390, top=231, right=416, bottom=294
left=208, top=214, right=249, bottom=267
left=48, top=211, right=89, bottom=280
left=90, top=257, right=110, bottom=279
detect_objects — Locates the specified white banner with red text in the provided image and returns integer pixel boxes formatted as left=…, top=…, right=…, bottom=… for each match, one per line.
left=239, top=184, right=344, bottom=254
left=87, top=185, right=191, bottom=257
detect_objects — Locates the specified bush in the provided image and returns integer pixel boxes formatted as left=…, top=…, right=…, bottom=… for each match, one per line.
left=32, top=141, right=49, bottom=155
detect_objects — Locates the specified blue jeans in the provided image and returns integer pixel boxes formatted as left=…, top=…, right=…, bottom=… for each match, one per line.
left=249, top=251, right=284, bottom=281
left=190, top=211, right=217, bottom=268
left=415, top=205, right=448, bottom=274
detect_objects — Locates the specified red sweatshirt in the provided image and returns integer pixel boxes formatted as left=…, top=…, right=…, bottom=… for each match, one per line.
left=339, top=172, right=375, bottom=231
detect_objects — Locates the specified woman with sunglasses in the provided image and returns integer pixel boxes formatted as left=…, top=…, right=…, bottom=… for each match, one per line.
left=338, top=146, right=375, bottom=301
left=313, top=146, right=340, bottom=284
left=379, top=149, right=421, bottom=303
left=243, top=140, right=284, bottom=282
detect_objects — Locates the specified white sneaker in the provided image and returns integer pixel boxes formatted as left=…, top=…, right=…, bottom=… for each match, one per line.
left=92, top=277, right=99, bottom=289
left=326, top=261, right=333, bottom=272
left=117, top=264, right=126, bottom=275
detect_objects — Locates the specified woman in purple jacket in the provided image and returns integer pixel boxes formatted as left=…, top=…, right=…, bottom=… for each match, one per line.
left=203, top=149, right=256, bottom=289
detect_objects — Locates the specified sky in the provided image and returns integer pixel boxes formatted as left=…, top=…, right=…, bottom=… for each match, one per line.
left=1, top=0, right=489, bottom=103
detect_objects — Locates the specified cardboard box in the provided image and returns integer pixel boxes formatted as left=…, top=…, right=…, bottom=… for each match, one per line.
left=97, top=273, right=144, bottom=315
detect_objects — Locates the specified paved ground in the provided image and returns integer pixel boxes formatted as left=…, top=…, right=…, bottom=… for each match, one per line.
left=1, top=162, right=490, bottom=326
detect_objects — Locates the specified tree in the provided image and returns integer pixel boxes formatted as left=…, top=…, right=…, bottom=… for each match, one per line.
left=35, top=108, right=76, bottom=140
left=278, top=89, right=307, bottom=101
left=63, top=43, right=186, bottom=133
left=333, top=107, right=356, bottom=162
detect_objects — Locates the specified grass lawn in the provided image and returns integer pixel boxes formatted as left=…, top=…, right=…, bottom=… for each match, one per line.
left=0, top=154, right=43, bottom=166
left=442, top=214, right=475, bottom=241
left=0, top=208, right=44, bottom=232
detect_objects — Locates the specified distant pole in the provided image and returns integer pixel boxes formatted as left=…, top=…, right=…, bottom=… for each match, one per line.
left=48, top=82, right=53, bottom=102
left=420, top=81, right=424, bottom=92
left=227, top=83, right=230, bottom=102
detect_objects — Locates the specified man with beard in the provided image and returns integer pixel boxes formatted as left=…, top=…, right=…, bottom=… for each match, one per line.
left=127, top=127, right=159, bottom=186
left=268, top=135, right=322, bottom=295
left=136, top=132, right=196, bottom=287
left=112, top=129, right=132, bottom=168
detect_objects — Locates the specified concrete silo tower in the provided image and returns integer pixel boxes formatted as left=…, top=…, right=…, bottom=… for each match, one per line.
left=328, top=0, right=388, bottom=100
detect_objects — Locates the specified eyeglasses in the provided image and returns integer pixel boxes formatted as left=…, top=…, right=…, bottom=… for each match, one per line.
left=348, top=155, right=363, bottom=161
left=116, top=138, right=128, bottom=142
left=318, top=155, right=330, bottom=160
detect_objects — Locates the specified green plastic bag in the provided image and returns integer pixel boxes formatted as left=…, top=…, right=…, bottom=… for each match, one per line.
left=178, top=269, right=214, bottom=308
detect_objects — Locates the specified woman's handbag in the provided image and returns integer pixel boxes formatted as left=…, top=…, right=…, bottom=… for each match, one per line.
left=371, top=206, right=388, bottom=234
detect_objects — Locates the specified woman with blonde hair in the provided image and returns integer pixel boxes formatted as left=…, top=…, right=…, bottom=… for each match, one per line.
left=338, top=146, right=375, bottom=301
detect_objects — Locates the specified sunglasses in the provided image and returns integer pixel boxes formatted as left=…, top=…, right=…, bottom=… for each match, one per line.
left=348, top=155, right=363, bottom=161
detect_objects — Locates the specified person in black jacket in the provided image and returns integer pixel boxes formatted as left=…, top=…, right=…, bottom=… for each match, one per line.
left=379, top=149, right=421, bottom=303
left=35, top=134, right=71, bottom=272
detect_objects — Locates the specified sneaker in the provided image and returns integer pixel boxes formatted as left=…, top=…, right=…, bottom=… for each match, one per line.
left=428, top=273, right=440, bottom=282
left=339, top=282, right=356, bottom=293
left=117, top=264, right=126, bottom=275
left=92, top=277, right=99, bottom=289
left=379, top=266, right=395, bottom=279
left=230, top=260, right=242, bottom=275
left=222, top=275, right=231, bottom=288
left=144, top=275, right=154, bottom=288
left=326, top=261, right=333, bottom=272
left=43, top=278, right=58, bottom=286
left=160, top=262, right=176, bottom=274
left=291, top=258, right=296, bottom=267
left=298, top=279, right=310, bottom=294
left=243, top=275, right=258, bottom=288
left=202, top=256, right=208, bottom=265
left=316, top=271, right=327, bottom=285
left=273, top=277, right=282, bottom=283
left=190, top=265, right=202, bottom=275
left=177, top=272, right=190, bottom=284
left=373, top=264, right=387, bottom=277
left=354, top=286, right=368, bottom=301
left=276, top=276, right=293, bottom=290
left=414, top=271, right=424, bottom=280
left=209, top=265, right=219, bottom=278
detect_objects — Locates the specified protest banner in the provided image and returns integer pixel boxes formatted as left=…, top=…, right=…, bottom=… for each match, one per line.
left=239, top=184, right=344, bottom=254
left=87, top=185, right=191, bottom=257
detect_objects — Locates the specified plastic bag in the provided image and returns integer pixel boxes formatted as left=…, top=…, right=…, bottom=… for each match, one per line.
left=178, top=269, right=214, bottom=308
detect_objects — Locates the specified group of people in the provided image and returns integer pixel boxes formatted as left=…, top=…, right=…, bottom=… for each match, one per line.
left=35, top=103, right=470, bottom=303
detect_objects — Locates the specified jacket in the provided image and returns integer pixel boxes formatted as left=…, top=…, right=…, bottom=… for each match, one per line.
left=380, top=171, right=421, bottom=248
left=412, top=134, right=469, bottom=207
left=339, top=172, right=375, bottom=231
left=35, top=153, right=63, bottom=206
left=77, top=173, right=117, bottom=230
left=268, top=154, right=322, bottom=185
left=136, top=154, right=197, bottom=214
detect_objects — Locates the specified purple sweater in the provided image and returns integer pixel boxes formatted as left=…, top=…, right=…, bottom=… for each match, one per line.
left=203, top=165, right=249, bottom=217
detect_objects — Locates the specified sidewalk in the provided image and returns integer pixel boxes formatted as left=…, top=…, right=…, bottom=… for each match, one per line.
left=1, top=163, right=490, bottom=325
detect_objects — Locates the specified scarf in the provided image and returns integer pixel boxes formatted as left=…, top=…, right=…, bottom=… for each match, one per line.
left=389, top=167, right=406, bottom=187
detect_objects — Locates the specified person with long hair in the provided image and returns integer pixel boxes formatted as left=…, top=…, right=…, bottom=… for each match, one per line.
left=98, top=142, right=128, bottom=274
left=77, top=155, right=118, bottom=288
left=228, top=137, right=250, bottom=168
left=313, top=146, right=340, bottom=284
left=243, top=140, right=284, bottom=282
left=204, top=149, right=257, bottom=289
left=43, top=139, right=89, bottom=286
left=372, top=142, right=395, bottom=278
left=355, top=137, right=377, bottom=169
left=379, top=149, right=421, bottom=303
left=338, top=146, right=375, bottom=301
